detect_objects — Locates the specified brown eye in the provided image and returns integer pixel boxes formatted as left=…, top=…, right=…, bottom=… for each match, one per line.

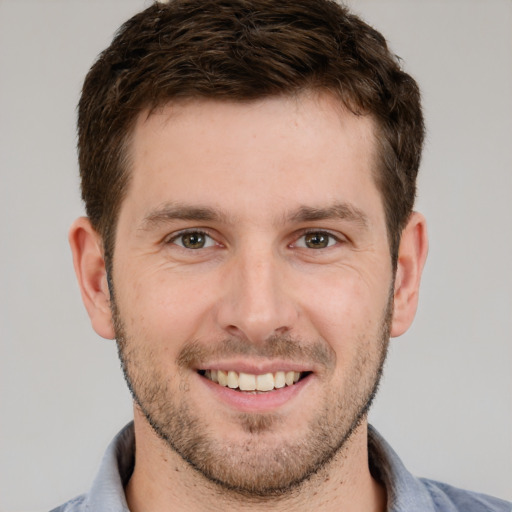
left=172, top=231, right=215, bottom=249
left=182, top=233, right=205, bottom=249
left=296, top=232, right=337, bottom=249
left=304, top=233, right=329, bottom=248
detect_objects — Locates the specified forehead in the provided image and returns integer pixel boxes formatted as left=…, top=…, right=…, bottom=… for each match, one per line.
left=122, top=92, right=382, bottom=225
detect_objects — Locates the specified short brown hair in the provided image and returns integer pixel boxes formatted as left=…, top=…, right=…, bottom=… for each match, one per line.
left=78, top=0, right=424, bottom=268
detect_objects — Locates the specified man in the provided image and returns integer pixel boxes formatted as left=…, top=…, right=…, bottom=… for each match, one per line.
left=52, top=0, right=510, bottom=510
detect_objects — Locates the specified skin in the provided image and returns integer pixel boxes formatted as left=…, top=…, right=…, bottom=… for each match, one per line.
left=70, top=92, right=428, bottom=512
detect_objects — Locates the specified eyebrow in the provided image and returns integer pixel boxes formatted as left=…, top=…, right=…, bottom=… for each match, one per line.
left=287, top=203, right=369, bottom=228
left=139, top=203, right=231, bottom=231
left=139, top=201, right=369, bottom=231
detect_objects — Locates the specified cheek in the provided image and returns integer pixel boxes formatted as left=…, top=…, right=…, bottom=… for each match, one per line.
left=117, top=269, right=219, bottom=346
left=297, top=269, right=389, bottom=350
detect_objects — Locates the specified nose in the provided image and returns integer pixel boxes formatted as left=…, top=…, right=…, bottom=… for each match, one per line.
left=215, top=244, right=299, bottom=344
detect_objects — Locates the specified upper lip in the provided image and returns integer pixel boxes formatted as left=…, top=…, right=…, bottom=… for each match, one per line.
left=193, top=359, right=315, bottom=375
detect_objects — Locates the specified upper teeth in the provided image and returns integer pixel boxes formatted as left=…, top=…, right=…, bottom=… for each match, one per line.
left=204, top=370, right=301, bottom=392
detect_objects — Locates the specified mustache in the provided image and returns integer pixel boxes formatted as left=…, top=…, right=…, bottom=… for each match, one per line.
left=177, top=334, right=336, bottom=370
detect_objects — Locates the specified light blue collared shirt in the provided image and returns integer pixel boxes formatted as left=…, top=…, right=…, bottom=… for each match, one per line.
left=50, top=423, right=511, bottom=511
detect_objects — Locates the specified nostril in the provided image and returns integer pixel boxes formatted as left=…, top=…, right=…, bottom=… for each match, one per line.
left=225, top=325, right=242, bottom=336
left=222, top=324, right=292, bottom=344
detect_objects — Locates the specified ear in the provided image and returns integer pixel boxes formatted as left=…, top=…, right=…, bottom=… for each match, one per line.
left=69, top=217, right=115, bottom=339
left=390, top=212, right=428, bottom=337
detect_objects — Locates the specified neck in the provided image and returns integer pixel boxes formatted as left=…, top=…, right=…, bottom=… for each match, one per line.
left=125, top=409, right=386, bottom=512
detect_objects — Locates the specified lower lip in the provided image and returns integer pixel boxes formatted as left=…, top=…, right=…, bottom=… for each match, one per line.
left=199, top=374, right=313, bottom=412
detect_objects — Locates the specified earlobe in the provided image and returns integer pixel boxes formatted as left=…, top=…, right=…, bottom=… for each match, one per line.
left=390, top=212, right=428, bottom=337
left=69, top=217, right=115, bottom=339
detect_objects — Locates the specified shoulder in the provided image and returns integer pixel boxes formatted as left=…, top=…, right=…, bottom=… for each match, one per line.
left=420, top=478, right=511, bottom=512
left=49, top=494, right=87, bottom=512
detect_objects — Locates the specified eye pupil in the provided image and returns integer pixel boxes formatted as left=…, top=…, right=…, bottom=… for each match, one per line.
left=305, top=233, right=329, bottom=249
left=182, top=232, right=205, bottom=249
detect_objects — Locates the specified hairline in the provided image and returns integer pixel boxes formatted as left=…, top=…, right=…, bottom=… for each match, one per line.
left=100, top=90, right=399, bottom=273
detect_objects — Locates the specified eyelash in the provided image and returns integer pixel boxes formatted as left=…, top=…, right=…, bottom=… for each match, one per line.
left=292, top=230, right=342, bottom=249
left=165, top=229, right=343, bottom=250
left=165, top=229, right=217, bottom=249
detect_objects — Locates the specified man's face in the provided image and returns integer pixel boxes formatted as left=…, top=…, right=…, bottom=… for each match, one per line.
left=111, top=93, right=394, bottom=495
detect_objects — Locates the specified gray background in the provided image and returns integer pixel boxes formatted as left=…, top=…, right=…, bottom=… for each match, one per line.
left=0, top=1, right=511, bottom=511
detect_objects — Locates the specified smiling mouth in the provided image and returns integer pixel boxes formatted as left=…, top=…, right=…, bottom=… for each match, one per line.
left=198, top=369, right=310, bottom=392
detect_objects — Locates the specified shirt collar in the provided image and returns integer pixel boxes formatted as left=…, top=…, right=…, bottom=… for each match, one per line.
left=84, top=422, right=436, bottom=511
left=86, top=422, right=134, bottom=511
left=368, top=425, right=436, bottom=511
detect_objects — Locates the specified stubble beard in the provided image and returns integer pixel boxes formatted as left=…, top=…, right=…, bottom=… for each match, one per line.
left=112, top=295, right=392, bottom=498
